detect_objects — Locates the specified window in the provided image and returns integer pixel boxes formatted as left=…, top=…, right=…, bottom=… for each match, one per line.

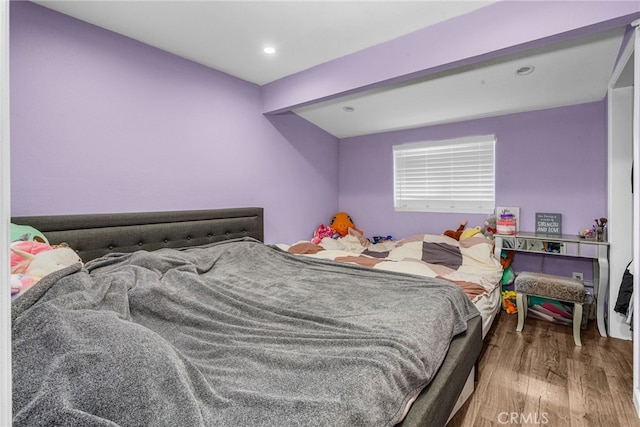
left=393, top=135, right=495, bottom=213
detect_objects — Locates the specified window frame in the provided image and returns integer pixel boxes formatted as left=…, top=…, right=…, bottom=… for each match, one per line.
left=393, top=135, right=496, bottom=214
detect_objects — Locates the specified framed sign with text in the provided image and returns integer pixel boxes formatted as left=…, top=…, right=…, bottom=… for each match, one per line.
left=535, top=213, right=562, bottom=235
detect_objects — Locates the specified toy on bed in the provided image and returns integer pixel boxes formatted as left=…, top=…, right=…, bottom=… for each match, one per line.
left=311, top=224, right=339, bottom=245
left=10, top=240, right=82, bottom=301
left=443, top=219, right=467, bottom=240
left=372, top=235, right=394, bottom=244
left=10, top=241, right=54, bottom=268
left=12, top=244, right=81, bottom=277
left=11, top=223, right=49, bottom=244
left=443, top=219, right=483, bottom=241
left=460, top=226, right=482, bottom=240
left=481, top=215, right=497, bottom=239
left=329, top=212, right=362, bottom=237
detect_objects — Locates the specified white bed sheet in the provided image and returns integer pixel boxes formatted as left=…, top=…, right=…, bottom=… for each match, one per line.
left=475, top=284, right=502, bottom=339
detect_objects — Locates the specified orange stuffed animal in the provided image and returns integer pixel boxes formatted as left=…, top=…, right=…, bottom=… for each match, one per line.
left=443, top=220, right=467, bottom=241
left=330, top=212, right=363, bottom=237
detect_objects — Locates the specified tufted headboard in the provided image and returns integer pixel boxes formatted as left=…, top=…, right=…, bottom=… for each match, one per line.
left=11, top=207, right=264, bottom=262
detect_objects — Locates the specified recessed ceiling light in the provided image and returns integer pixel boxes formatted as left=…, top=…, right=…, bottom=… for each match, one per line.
left=515, top=65, right=535, bottom=76
left=263, top=47, right=276, bottom=54
left=343, top=106, right=355, bottom=112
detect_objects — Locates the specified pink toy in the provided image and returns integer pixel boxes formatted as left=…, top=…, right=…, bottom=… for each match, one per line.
left=11, top=245, right=82, bottom=277
left=10, top=241, right=54, bottom=270
left=312, top=224, right=336, bottom=245
left=11, top=274, right=38, bottom=301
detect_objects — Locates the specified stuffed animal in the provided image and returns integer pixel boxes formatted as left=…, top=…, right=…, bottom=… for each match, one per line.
left=501, top=290, right=517, bottom=314
left=372, top=235, right=394, bottom=244
left=329, top=212, right=362, bottom=237
left=311, top=224, right=337, bottom=245
left=482, top=215, right=497, bottom=238
left=10, top=241, right=54, bottom=268
left=11, top=245, right=82, bottom=278
left=11, top=223, right=48, bottom=244
left=443, top=219, right=467, bottom=240
left=459, top=226, right=482, bottom=241
left=500, top=250, right=515, bottom=285
left=500, top=250, right=515, bottom=270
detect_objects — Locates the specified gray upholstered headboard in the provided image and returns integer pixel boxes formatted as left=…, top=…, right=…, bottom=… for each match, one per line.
left=11, top=207, right=264, bottom=262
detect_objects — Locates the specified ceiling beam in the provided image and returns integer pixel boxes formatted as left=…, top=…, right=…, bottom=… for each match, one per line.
left=262, top=1, right=640, bottom=115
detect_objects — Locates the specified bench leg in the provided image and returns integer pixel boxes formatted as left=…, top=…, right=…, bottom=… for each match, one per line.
left=573, top=303, right=583, bottom=346
left=516, top=293, right=527, bottom=332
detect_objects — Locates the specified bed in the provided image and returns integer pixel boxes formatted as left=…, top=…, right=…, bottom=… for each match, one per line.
left=11, top=207, right=486, bottom=427
left=281, top=229, right=503, bottom=339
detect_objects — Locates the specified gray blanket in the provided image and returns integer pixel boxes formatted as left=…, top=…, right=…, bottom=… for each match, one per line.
left=13, top=238, right=479, bottom=426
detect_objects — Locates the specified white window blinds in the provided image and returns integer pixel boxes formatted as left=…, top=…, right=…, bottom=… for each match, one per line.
left=393, top=135, right=495, bottom=213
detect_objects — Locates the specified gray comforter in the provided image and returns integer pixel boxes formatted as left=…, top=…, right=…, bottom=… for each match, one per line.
left=12, top=238, right=479, bottom=426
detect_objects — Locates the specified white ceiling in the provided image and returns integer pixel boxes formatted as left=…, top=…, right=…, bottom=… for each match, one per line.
left=34, top=0, right=496, bottom=85
left=295, top=27, right=625, bottom=137
left=33, top=1, right=626, bottom=138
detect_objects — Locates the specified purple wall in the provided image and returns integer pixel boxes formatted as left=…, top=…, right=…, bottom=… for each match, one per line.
left=7, top=0, right=613, bottom=275
left=9, top=1, right=338, bottom=244
left=338, top=102, right=606, bottom=279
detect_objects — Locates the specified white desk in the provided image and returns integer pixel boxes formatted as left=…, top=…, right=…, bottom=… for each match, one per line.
left=495, top=232, right=609, bottom=337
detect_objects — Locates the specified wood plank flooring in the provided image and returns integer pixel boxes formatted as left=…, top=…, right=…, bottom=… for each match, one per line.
left=447, top=312, right=637, bottom=427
